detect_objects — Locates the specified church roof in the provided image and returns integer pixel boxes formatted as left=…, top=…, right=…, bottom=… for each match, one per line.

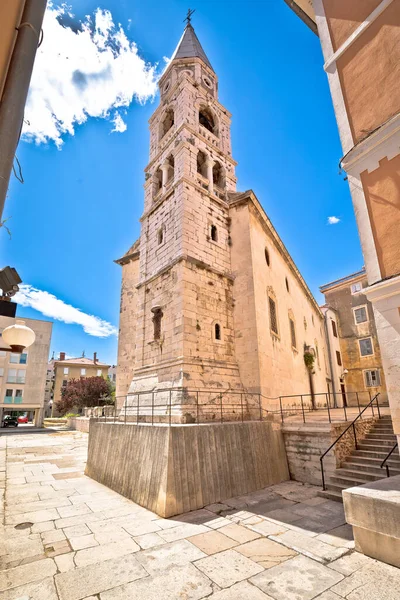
left=171, top=23, right=213, bottom=71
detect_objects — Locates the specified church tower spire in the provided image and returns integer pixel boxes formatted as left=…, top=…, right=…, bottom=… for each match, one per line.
left=117, top=17, right=243, bottom=415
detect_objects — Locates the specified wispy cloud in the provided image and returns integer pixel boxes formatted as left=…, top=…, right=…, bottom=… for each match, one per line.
left=23, top=2, right=158, bottom=147
left=327, top=216, right=340, bottom=225
left=14, top=284, right=117, bottom=338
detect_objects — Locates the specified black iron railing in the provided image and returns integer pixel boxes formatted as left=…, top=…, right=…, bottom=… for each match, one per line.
left=380, top=442, right=399, bottom=477
left=319, top=393, right=380, bottom=491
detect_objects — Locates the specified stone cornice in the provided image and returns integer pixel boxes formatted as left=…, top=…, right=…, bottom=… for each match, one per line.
left=229, top=191, right=323, bottom=317
left=341, top=111, right=400, bottom=176
left=136, top=253, right=234, bottom=290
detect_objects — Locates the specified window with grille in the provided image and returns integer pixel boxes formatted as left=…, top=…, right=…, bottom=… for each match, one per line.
left=336, top=351, right=342, bottom=366
left=269, top=297, right=278, bottom=335
left=331, top=320, right=338, bottom=338
left=289, top=318, right=296, bottom=349
left=359, top=337, right=373, bottom=356
left=354, top=306, right=368, bottom=324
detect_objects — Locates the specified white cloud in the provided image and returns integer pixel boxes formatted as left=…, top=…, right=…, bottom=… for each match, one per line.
left=327, top=216, right=340, bottom=225
left=14, top=284, right=118, bottom=338
left=22, top=2, right=158, bottom=147
left=111, top=113, right=127, bottom=133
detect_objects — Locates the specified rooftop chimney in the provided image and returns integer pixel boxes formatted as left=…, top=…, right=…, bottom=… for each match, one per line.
left=93, top=352, right=97, bottom=364
left=59, top=352, right=65, bottom=361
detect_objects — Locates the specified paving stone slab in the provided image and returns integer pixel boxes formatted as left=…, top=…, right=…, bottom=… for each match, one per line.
left=248, top=519, right=288, bottom=537
left=0, top=558, right=57, bottom=592
left=55, top=551, right=147, bottom=600
left=74, top=537, right=140, bottom=568
left=270, top=530, right=349, bottom=564
left=327, top=552, right=376, bottom=576
left=209, top=580, right=275, bottom=599
left=69, top=534, right=98, bottom=551
left=316, top=524, right=354, bottom=549
left=0, top=576, right=59, bottom=600
left=136, top=539, right=206, bottom=574
left=331, top=561, right=400, bottom=599
left=188, top=530, right=238, bottom=554
left=235, top=537, right=297, bottom=569
left=218, top=523, right=260, bottom=544
left=195, top=549, right=264, bottom=588
left=133, top=532, right=166, bottom=550
left=157, top=522, right=210, bottom=543
left=250, top=554, right=344, bottom=600
left=100, top=563, right=214, bottom=600
left=54, top=552, right=75, bottom=573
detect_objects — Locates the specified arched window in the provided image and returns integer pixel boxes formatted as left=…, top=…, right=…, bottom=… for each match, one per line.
left=210, top=224, right=218, bottom=242
left=199, top=106, right=217, bottom=135
left=214, top=323, right=221, bottom=341
left=157, top=227, right=164, bottom=245
left=152, top=307, right=163, bottom=341
left=161, top=109, right=174, bottom=138
left=167, top=155, right=174, bottom=183
left=197, top=150, right=208, bottom=178
left=212, top=161, right=224, bottom=189
left=265, top=248, right=270, bottom=266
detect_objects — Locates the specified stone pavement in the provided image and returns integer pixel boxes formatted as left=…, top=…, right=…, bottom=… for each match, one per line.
left=0, top=430, right=399, bottom=600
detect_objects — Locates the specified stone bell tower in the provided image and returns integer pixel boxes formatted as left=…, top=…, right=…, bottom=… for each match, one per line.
left=116, top=19, right=244, bottom=414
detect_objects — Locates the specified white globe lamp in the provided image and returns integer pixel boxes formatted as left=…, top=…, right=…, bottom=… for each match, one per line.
left=2, top=319, right=35, bottom=353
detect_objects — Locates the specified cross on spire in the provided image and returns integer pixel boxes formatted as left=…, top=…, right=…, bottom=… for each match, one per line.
left=184, top=8, right=195, bottom=26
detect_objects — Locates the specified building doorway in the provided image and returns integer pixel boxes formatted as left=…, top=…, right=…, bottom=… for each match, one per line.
left=340, top=383, right=347, bottom=407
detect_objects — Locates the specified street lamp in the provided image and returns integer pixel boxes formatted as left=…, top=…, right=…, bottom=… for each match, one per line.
left=1, top=319, right=35, bottom=353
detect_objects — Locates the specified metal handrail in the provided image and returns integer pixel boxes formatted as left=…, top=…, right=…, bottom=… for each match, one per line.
left=380, top=442, right=398, bottom=477
left=319, top=393, right=380, bottom=491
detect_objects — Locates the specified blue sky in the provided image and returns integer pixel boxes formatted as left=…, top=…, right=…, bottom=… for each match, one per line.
left=0, top=0, right=364, bottom=365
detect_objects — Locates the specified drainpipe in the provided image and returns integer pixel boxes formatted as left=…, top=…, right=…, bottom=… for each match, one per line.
left=324, top=311, right=338, bottom=408
left=0, top=0, right=48, bottom=221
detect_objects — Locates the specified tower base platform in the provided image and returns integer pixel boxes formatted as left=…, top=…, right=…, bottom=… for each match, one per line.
left=85, top=420, right=289, bottom=518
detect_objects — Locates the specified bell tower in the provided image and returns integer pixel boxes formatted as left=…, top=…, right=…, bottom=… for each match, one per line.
left=119, top=18, right=244, bottom=415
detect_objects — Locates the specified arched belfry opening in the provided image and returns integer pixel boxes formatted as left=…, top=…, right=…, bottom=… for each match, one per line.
left=199, top=106, right=217, bottom=136
left=197, top=150, right=208, bottom=178
left=212, top=161, right=224, bottom=189
left=161, top=108, right=174, bottom=138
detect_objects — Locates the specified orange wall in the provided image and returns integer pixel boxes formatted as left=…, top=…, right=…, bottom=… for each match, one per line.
left=361, top=154, right=400, bottom=279
left=0, top=0, right=25, bottom=99
left=335, top=1, right=400, bottom=143
left=324, top=0, right=381, bottom=51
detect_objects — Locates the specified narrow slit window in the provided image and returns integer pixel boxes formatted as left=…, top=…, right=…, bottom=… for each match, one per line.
left=210, top=224, right=218, bottom=242
left=289, top=318, right=296, bottom=349
left=336, top=351, right=342, bottom=366
left=158, top=228, right=164, bottom=245
left=152, top=308, right=163, bottom=341
left=214, top=323, right=221, bottom=341
left=331, top=320, right=338, bottom=338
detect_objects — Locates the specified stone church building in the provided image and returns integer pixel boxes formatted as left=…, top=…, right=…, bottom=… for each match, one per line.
left=116, top=22, right=329, bottom=416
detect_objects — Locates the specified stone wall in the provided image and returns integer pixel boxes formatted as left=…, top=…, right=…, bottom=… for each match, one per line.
left=86, top=420, right=289, bottom=517
left=283, top=418, right=377, bottom=486
left=67, top=417, right=90, bottom=433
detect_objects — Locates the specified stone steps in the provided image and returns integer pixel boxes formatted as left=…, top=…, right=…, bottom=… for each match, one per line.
left=318, top=415, right=398, bottom=502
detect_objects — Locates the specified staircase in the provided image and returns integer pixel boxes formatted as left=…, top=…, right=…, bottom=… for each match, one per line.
left=320, top=415, right=400, bottom=502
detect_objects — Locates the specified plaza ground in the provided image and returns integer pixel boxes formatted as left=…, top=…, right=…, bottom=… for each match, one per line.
left=0, top=429, right=399, bottom=599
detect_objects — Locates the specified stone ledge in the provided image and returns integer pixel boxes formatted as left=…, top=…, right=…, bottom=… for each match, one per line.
left=343, top=474, right=400, bottom=568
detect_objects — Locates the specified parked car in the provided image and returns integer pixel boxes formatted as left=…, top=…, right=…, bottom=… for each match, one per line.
left=1, top=415, right=18, bottom=428
left=18, top=415, right=28, bottom=424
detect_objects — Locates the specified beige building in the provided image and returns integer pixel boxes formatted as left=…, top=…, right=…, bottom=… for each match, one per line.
left=116, top=22, right=330, bottom=416
left=52, top=352, right=110, bottom=411
left=321, top=268, right=387, bottom=407
left=0, top=316, right=52, bottom=426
